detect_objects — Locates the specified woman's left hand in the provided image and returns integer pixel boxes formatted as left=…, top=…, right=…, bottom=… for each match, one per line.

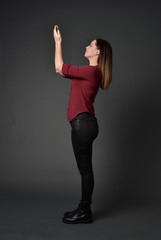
left=53, top=25, right=62, bottom=42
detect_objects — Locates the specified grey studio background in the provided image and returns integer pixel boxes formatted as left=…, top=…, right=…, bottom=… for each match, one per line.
left=1, top=0, right=161, bottom=239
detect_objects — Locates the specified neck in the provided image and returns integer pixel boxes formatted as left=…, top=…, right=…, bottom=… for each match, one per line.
left=88, top=58, right=98, bottom=66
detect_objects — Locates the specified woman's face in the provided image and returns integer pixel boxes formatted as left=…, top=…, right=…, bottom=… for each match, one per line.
left=84, top=39, right=100, bottom=59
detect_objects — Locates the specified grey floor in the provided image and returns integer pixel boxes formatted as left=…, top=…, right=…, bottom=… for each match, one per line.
left=0, top=192, right=161, bottom=240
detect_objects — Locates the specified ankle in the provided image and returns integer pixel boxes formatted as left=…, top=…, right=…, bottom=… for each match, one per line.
left=79, top=200, right=91, bottom=211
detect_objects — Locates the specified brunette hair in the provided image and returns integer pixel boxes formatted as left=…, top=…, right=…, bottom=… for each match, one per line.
left=96, top=39, right=113, bottom=90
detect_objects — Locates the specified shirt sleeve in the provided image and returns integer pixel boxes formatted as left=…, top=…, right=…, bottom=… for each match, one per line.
left=62, top=63, right=95, bottom=80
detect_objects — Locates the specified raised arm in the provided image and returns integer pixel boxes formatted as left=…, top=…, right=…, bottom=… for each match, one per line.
left=62, top=63, right=98, bottom=80
left=53, top=25, right=64, bottom=76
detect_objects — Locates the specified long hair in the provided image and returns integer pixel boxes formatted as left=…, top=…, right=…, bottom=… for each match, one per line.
left=96, top=39, right=113, bottom=90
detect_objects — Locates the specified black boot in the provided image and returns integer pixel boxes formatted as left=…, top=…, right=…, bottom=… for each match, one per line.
left=64, top=203, right=82, bottom=218
left=64, top=200, right=91, bottom=217
left=62, top=201, right=93, bottom=224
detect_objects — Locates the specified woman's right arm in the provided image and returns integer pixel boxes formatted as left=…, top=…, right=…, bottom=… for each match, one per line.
left=53, top=25, right=64, bottom=76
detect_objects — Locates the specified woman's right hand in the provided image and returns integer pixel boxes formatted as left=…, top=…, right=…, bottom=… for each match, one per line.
left=53, top=25, right=62, bottom=42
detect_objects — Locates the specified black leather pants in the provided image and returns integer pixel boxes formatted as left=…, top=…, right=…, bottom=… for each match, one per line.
left=69, top=112, right=99, bottom=205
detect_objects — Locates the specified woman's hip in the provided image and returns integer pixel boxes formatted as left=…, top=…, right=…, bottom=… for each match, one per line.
left=70, top=112, right=99, bottom=142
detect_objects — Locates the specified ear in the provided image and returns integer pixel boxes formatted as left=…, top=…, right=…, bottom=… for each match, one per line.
left=96, top=49, right=100, bottom=55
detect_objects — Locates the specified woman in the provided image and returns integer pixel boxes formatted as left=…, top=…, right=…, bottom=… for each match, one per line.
left=53, top=25, right=112, bottom=224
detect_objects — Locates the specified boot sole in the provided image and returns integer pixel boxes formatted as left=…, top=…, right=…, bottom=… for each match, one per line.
left=62, top=216, right=93, bottom=224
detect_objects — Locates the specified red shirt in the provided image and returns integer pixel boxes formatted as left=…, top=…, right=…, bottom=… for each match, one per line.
left=62, top=63, right=101, bottom=122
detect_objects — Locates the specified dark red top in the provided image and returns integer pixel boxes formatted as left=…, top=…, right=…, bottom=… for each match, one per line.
left=62, top=63, right=102, bottom=122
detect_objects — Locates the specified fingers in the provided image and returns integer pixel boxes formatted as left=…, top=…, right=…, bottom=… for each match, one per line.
left=54, top=25, right=59, bottom=31
left=54, top=26, right=59, bottom=36
left=54, top=25, right=61, bottom=35
left=53, top=25, right=62, bottom=40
